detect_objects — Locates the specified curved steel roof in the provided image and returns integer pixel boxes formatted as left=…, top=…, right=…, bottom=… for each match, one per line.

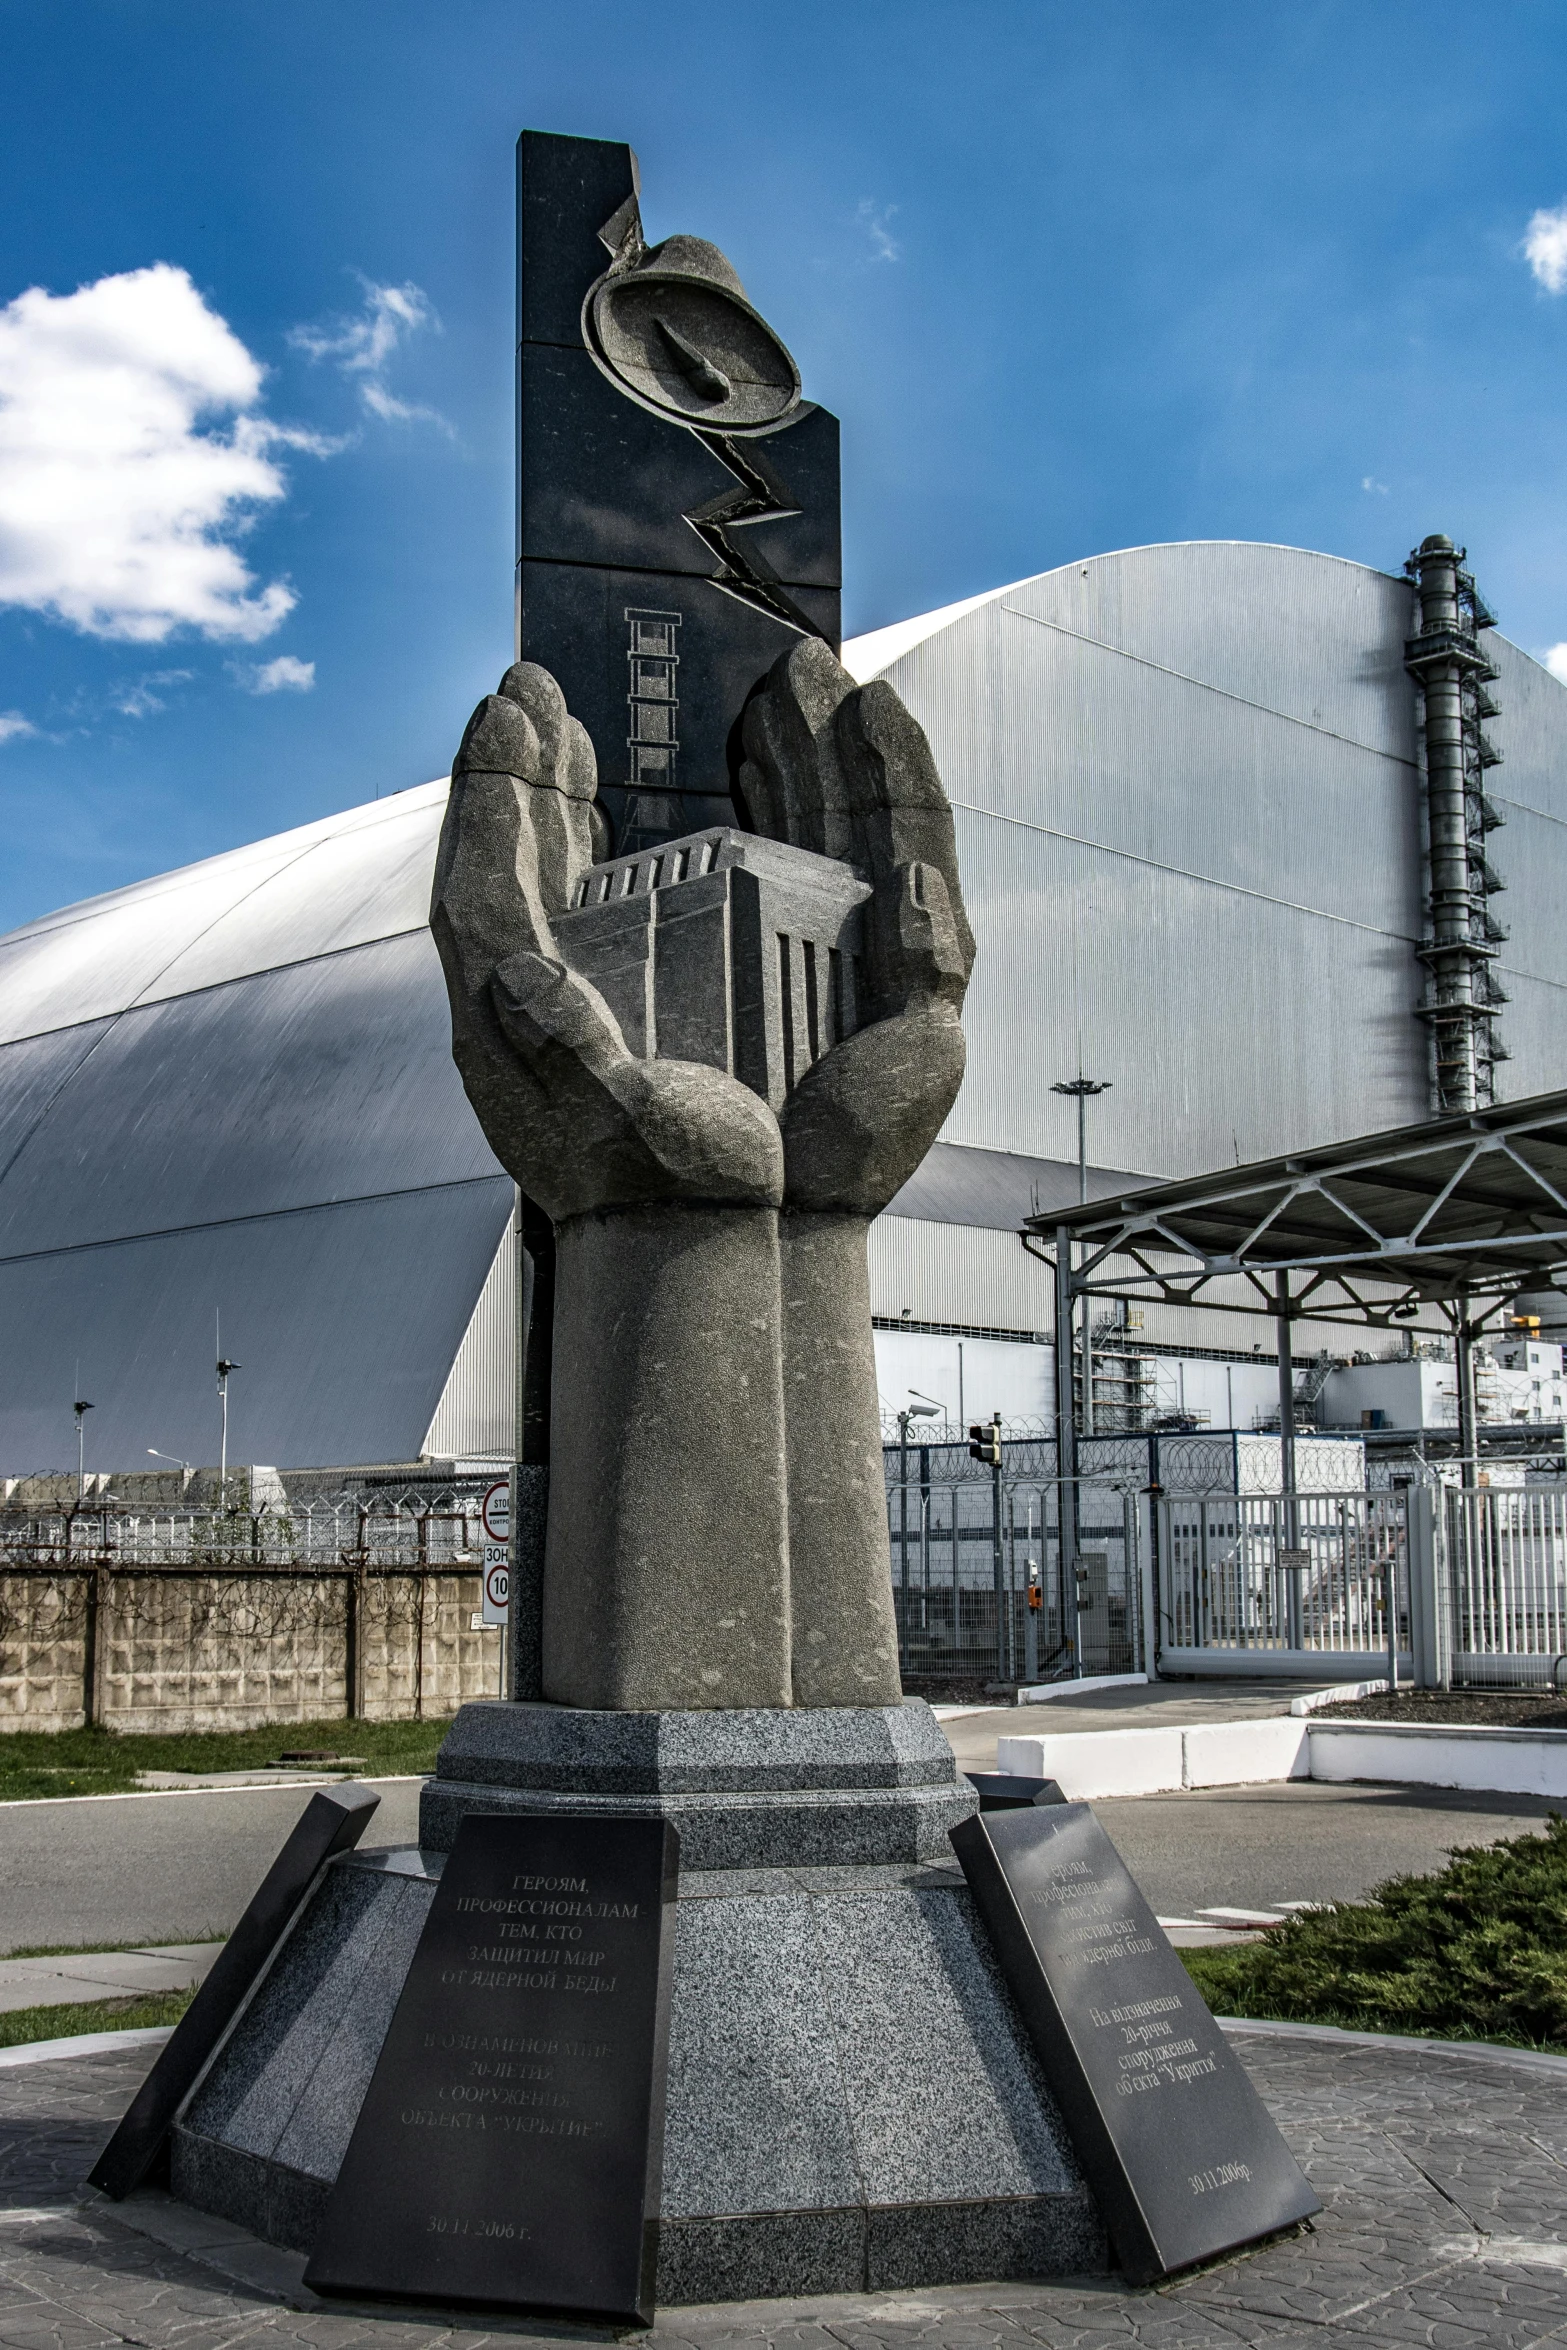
left=0, top=783, right=510, bottom=1473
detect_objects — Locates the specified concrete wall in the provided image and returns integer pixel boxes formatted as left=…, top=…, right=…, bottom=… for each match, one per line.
left=0, top=1569, right=502, bottom=1734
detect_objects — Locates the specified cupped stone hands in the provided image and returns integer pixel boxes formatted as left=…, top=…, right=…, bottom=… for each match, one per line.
left=432, top=638, right=973, bottom=1220
left=431, top=639, right=975, bottom=1713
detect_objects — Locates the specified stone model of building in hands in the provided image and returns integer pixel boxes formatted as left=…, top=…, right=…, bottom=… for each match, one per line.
left=431, top=640, right=974, bottom=1713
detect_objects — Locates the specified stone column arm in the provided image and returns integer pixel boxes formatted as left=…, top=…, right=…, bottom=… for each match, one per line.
left=431, top=644, right=975, bottom=1711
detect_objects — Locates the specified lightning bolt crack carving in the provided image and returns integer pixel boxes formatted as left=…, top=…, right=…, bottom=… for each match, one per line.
left=685, top=431, right=825, bottom=642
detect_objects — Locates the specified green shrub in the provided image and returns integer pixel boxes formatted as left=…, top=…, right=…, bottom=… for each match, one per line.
left=1182, top=1814, right=1567, bottom=2049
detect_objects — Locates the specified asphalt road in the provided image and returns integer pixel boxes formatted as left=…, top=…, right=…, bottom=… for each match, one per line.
left=2, top=1756, right=1559, bottom=1954
left=1090, top=1778, right=1562, bottom=1915
left=0, top=1776, right=423, bottom=1953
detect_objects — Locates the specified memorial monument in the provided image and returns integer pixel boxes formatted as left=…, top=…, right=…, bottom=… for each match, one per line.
left=124, top=132, right=1315, bottom=2314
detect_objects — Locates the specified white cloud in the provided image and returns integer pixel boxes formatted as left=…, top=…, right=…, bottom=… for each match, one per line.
left=857, top=201, right=901, bottom=263
left=0, top=263, right=328, bottom=644
left=1544, top=644, right=1567, bottom=685
left=0, top=710, right=35, bottom=743
left=113, top=668, right=193, bottom=718
left=1362, top=476, right=1389, bottom=495
left=234, top=654, right=315, bottom=694
left=1525, top=204, right=1567, bottom=293
left=289, top=279, right=448, bottom=428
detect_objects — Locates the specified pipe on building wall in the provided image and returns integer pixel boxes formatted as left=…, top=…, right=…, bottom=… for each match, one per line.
left=1405, top=533, right=1506, bottom=1114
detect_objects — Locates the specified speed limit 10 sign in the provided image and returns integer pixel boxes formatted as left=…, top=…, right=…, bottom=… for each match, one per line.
left=482, top=1549, right=510, bottom=1623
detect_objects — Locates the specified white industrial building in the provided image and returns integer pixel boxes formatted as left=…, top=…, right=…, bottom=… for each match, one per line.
left=3, top=538, right=1566, bottom=1474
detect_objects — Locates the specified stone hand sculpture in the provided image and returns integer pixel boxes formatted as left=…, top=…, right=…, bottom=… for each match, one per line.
left=432, top=637, right=974, bottom=1711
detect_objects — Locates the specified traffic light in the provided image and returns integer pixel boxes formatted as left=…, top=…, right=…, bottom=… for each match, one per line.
left=968, top=1417, right=1002, bottom=1465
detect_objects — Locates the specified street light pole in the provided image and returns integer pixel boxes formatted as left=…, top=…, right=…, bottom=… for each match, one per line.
left=1051, top=1074, right=1112, bottom=1434
left=896, top=1399, right=939, bottom=1657
left=216, top=1350, right=240, bottom=1507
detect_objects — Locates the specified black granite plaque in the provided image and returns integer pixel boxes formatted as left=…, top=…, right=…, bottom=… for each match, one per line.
left=964, top=1770, right=1067, bottom=1810
left=90, top=1782, right=380, bottom=2199
left=303, top=1811, right=679, bottom=2325
left=952, top=1804, right=1319, bottom=2282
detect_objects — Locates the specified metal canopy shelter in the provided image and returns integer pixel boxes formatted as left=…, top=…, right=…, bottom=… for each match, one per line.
left=1022, top=1088, right=1567, bottom=1582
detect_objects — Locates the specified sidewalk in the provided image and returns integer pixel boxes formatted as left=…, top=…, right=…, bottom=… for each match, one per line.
left=0, top=1942, right=220, bottom=2015
left=938, top=1678, right=1308, bottom=1776
left=6, top=2023, right=1567, bottom=2349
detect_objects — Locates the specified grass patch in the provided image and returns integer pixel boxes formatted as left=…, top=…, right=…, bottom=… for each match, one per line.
left=0, top=1988, right=195, bottom=2050
left=0, top=1717, right=454, bottom=1802
left=1181, top=1814, right=1567, bottom=2051
left=4, top=1937, right=225, bottom=1961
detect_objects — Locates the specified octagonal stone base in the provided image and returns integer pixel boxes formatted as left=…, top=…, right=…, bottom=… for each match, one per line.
left=167, top=1703, right=1106, bottom=2303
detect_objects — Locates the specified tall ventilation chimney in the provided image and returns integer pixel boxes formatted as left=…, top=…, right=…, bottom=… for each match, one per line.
left=1404, top=535, right=1508, bottom=1113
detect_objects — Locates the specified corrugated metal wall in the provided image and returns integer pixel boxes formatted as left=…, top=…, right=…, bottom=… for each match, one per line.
left=868, top=543, right=1436, bottom=1186
left=424, top=1213, right=517, bottom=1460
left=1472, top=634, right=1567, bottom=1095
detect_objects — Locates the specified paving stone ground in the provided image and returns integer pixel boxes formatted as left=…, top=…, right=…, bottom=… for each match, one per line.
left=4, top=2024, right=1567, bottom=2350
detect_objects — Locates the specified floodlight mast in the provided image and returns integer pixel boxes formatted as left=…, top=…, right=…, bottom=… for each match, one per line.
left=73, top=1398, right=93, bottom=1500
left=1050, top=1074, right=1112, bottom=1207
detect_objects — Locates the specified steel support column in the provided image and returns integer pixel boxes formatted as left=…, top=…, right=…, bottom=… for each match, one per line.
left=1276, top=1272, right=1303, bottom=1649
left=1055, top=1226, right=1081, bottom=1673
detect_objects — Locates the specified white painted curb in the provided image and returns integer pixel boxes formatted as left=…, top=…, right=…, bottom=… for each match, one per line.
left=0, top=1773, right=423, bottom=1811
left=998, top=1718, right=1308, bottom=1797
left=0, top=2026, right=172, bottom=2069
left=997, top=1726, right=1185, bottom=1797
left=999, top=1712, right=1567, bottom=1800
left=1184, top=1717, right=1310, bottom=1788
left=1308, top=1720, right=1567, bottom=1799
left=1015, top=1672, right=1149, bottom=1706
left=1289, top=1679, right=1388, bottom=1717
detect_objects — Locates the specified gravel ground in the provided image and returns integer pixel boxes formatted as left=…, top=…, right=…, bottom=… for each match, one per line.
left=1317, top=1688, right=1567, bottom=1728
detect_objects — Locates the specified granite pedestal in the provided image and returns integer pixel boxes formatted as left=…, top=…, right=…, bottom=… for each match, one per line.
left=168, top=1701, right=1106, bottom=2302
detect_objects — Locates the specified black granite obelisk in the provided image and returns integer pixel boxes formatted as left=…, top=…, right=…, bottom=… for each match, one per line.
left=515, top=130, right=841, bottom=854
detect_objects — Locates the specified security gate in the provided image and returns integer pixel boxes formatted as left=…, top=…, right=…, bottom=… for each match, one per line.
left=1445, top=1483, right=1567, bottom=1685
left=1157, top=1490, right=1408, bottom=1671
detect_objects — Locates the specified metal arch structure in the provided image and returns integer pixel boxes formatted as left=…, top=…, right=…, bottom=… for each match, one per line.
left=0, top=784, right=514, bottom=1475
left=1024, top=1088, right=1567, bottom=1575
left=9, top=540, right=1567, bottom=1469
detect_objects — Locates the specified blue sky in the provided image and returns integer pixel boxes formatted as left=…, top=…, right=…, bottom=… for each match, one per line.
left=2, top=0, right=1567, bottom=932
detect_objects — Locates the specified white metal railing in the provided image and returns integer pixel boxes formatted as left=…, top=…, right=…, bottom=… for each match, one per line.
left=1159, top=1491, right=1406, bottom=1656
left=1446, top=1484, right=1567, bottom=1679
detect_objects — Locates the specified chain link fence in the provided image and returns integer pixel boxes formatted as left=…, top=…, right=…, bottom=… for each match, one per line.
left=885, top=1434, right=1150, bottom=1689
